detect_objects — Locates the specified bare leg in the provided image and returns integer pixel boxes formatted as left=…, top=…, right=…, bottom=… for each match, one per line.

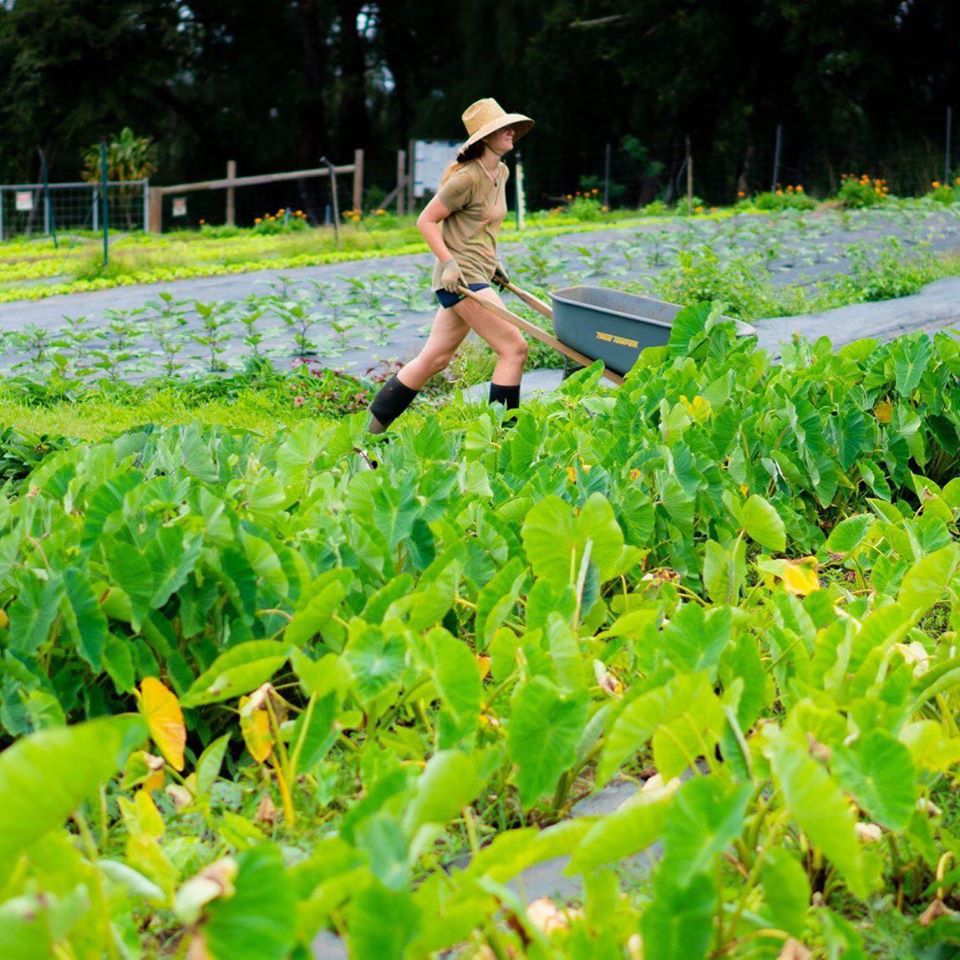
left=450, top=286, right=528, bottom=385
left=396, top=305, right=471, bottom=389
left=367, top=305, right=470, bottom=433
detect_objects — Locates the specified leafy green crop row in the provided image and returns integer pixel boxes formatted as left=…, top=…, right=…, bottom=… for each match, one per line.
left=2, top=306, right=960, bottom=957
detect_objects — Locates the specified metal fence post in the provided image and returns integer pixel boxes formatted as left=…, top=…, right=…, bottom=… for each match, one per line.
left=407, top=139, right=415, bottom=212
left=320, top=156, right=340, bottom=247
left=396, top=150, right=406, bottom=216
left=0, top=188, right=4, bottom=241
left=603, top=143, right=612, bottom=208
left=100, top=140, right=109, bottom=265
left=771, top=123, right=783, bottom=192
left=515, top=153, right=526, bottom=230
left=92, top=186, right=98, bottom=231
left=142, top=179, right=149, bottom=232
left=947, top=106, right=954, bottom=183
left=38, top=148, right=57, bottom=248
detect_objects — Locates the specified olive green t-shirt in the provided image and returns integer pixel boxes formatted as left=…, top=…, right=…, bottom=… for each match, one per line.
left=431, top=160, right=509, bottom=289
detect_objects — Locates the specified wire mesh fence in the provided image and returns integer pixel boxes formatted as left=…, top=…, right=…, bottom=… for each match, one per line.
left=0, top=181, right=148, bottom=240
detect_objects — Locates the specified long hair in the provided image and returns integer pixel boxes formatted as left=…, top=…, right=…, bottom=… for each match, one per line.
left=440, top=140, right=485, bottom=185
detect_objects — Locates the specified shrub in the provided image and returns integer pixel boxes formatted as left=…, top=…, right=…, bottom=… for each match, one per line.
left=674, top=195, right=707, bottom=216
left=556, top=191, right=607, bottom=220
left=640, top=198, right=670, bottom=217
left=836, top=174, right=890, bottom=208
left=927, top=178, right=960, bottom=204
left=752, top=185, right=817, bottom=211
left=365, top=208, right=400, bottom=230
left=252, top=208, right=310, bottom=235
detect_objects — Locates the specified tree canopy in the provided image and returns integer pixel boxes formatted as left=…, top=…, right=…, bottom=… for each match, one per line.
left=0, top=0, right=956, bottom=204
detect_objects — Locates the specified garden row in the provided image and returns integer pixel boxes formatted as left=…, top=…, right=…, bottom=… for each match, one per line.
left=3, top=203, right=960, bottom=390
left=2, top=307, right=960, bottom=957
left=1, top=185, right=959, bottom=302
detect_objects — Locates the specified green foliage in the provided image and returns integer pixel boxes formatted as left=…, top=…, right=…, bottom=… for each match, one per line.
left=2, top=311, right=960, bottom=956
left=751, top=186, right=817, bottom=210
left=81, top=127, right=157, bottom=183
left=927, top=178, right=960, bottom=204
left=837, top=174, right=891, bottom=208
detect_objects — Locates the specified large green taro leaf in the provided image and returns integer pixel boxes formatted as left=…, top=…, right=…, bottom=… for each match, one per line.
left=0, top=715, right=146, bottom=876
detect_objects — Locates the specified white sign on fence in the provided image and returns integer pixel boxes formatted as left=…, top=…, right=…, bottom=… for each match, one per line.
left=15, top=191, right=34, bottom=212
left=172, top=197, right=187, bottom=217
left=413, top=140, right=461, bottom=198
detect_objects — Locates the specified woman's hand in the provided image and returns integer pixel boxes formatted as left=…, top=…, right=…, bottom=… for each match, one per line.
left=440, top=258, right=465, bottom=293
left=493, top=260, right=510, bottom=287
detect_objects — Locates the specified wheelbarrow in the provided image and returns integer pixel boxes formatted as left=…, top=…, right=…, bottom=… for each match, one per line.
left=458, top=281, right=757, bottom=384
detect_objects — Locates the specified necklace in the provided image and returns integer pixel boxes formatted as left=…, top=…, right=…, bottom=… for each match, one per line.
left=476, top=158, right=500, bottom=188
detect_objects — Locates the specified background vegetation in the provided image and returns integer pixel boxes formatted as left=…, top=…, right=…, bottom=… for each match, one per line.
left=0, top=1, right=958, bottom=209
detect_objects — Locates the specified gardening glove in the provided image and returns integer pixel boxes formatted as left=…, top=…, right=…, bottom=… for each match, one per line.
left=493, top=259, right=510, bottom=287
left=440, top=258, right=465, bottom=294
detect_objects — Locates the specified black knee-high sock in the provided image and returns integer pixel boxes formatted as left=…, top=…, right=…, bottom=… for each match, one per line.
left=489, top=382, right=520, bottom=410
left=369, top=375, right=419, bottom=430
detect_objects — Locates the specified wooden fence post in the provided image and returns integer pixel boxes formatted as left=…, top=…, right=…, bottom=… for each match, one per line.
left=397, top=150, right=406, bottom=215
left=352, top=149, right=364, bottom=213
left=226, top=160, right=236, bottom=226
left=148, top=188, right=163, bottom=233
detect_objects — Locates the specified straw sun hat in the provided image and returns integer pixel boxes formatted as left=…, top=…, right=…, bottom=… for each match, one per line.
left=457, top=98, right=534, bottom=159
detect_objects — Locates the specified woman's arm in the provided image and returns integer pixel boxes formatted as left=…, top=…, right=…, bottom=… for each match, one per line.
left=416, top=196, right=455, bottom=263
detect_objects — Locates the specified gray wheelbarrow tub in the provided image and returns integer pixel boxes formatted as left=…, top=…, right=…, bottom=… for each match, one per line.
left=550, top=286, right=757, bottom=376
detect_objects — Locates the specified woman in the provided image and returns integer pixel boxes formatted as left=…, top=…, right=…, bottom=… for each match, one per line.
left=367, top=97, right=534, bottom=434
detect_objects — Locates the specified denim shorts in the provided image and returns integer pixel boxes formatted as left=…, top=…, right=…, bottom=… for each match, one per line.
left=435, top=282, right=490, bottom=309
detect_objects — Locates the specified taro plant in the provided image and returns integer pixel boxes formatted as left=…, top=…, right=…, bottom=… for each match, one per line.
left=190, top=299, right=235, bottom=373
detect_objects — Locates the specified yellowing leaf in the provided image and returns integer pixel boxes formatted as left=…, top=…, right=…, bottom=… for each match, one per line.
left=874, top=400, right=893, bottom=423
left=144, top=768, right=165, bottom=792
left=782, top=559, right=820, bottom=595
left=566, top=465, right=577, bottom=484
left=0, top=608, right=8, bottom=629
left=135, top=788, right=165, bottom=839
left=681, top=394, right=712, bottom=422
left=140, top=677, right=186, bottom=772
left=240, top=697, right=273, bottom=763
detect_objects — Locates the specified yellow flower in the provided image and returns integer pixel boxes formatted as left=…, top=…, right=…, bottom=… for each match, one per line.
left=932, top=181, right=942, bottom=189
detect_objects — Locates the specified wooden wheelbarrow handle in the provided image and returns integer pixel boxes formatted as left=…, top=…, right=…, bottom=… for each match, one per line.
left=457, top=284, right=625, bottom=386
left=501, top=280, right=553, bottom=321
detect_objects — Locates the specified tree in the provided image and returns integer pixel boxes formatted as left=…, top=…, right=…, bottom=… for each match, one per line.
left=81, top=128, right=157, bottom=182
